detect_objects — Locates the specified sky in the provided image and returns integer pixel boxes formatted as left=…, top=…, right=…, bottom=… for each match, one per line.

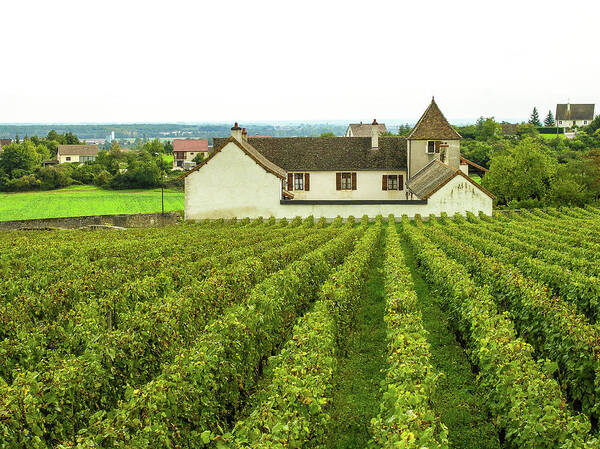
left=1, top=0, right=598, bottom=124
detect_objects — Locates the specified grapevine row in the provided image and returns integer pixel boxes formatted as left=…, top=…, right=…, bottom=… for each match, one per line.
left=402, top=218, right=594, bottom=448
left=424, top=220, right=600, bottom=424
left=368, top=217, right=448, bottom=448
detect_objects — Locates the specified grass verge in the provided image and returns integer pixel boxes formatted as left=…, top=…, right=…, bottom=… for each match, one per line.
left=325, top=238, right=387, bottom=449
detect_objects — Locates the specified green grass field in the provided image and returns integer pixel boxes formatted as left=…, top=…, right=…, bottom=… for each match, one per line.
left=539, top=133, right=566, bottom=140
left=0, top=185, right=184, bottom=222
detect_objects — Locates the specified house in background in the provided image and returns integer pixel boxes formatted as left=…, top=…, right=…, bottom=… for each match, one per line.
left=0, top=138, right=12, bottom=150
left=345, top=121, right=387, bottom=137
left=556, top=103, right=595, bottom=128
left=173, top=139, right=209, bottom=170
left=57, top=144, right=99, bottom=163
left=181, top=98, right=493, bottom=219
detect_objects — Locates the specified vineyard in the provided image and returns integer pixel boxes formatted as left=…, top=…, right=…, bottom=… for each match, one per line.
left=2, top=208, right=600, bottom=448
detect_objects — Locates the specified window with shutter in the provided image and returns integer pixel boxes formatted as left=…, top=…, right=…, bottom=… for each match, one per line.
left=398, top=174, right=404, bottom=190
left=351, top=172, right=357, bottom=190
left=304, top=173, right=310, bottom=191
left=434, top=141, right=441, bottom=153
left=336, top=173, right=342, bottom=190
left=293, top=173, right=304, bottom=190
left=287, top=173, right=293, bottom=190
left=427, top=141, right=435, bottom=154
left=382, top=175, right=388, bottom=190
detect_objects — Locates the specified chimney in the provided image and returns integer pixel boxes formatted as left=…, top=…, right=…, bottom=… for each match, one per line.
left=371, top=119, right=379, bottom=149
left=241, top=128, right=248, bottom=142
left=231, top=122, right=242, bottom=141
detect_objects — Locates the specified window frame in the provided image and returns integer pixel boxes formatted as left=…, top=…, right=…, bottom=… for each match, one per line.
left=340, top=172, right=352, bottom=190
left=427, top=141, right=436, bottom=154
left=387, top=175, right=398, bottom=190
left=293, top=172, right=304, bottom=190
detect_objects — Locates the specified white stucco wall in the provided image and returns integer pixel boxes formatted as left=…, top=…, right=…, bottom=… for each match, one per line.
left=426, top=175, right=492, bottom=216
left=58, top=154, right=80, bottom=163
left=408, top=139, right=460, bottom=176
left=185, top=141, right=493, bottom=220
left=288, top=170, right=408, bottom=200
left=185, top=142, right=282, bottom=219
left=557, top=119, right=592, bottom=128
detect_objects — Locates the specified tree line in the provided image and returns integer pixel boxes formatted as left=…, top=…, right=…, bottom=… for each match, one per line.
left=457, top=116, right=600, bottom=208
left=0, top=131, right=178, bottom=192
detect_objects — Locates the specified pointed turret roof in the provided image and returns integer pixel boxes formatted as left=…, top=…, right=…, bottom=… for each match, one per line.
left=408, top=97, right=461, bottom=140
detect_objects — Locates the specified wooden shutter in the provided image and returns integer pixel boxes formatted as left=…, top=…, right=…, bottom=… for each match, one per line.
left=399, top=174, right=404, bottom=190
left=382, top=175, right=388, bottom=190
left=304, top=173, right=310, bottom=191
left=287, top=173, right=293, bottom=190
left=434, top=141, right=441, bottom=153
left=351, top=173, right=357, bottom=190
left=336, top=172, right=341, bottom=190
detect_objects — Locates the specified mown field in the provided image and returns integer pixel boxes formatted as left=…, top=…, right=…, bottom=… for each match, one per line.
left=1, top=209, right=600, bottom=448
left=0, top=185, right=184, bottom=221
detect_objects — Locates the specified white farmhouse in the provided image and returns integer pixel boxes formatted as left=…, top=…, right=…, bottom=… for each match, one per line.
left=181, top=99, right=493, bottom=219
left=57, top=145, right=99, bottom=164
left=556, top=103, right=595, bottom=128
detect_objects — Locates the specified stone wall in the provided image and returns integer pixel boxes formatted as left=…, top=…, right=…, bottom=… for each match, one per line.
left=0, top=212, right=180, bottom=230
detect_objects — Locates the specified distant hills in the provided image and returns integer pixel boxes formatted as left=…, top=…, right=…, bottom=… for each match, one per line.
left=0, top=118, right=525, bottom=141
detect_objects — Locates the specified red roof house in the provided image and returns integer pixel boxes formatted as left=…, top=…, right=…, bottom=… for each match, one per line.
left=173, top=139, right=210, bottom=169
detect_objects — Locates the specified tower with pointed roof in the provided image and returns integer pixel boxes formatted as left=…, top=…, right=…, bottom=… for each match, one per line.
left=407, top=97, right=461, bottom=178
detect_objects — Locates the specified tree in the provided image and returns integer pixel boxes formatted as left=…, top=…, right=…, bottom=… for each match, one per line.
left=460, top=141, right=494, bottom=168
left=319, top=132, right=336, bottom=137
left=482, top=137, right=556, bottom=205
left=516, top=123, right=540, bottom=138
left=64, top=132, right=80, bottom=145
left=529, top=107, right=542, bottom=127
left=544, top=110, right=555, bottom=127
left=585, top=116, right=600, bottom=134
left=476, top=117, right=501, bottom=139
left=0, top=142, right=42, bottom=178
left=192, top=153, right=205, bottom=164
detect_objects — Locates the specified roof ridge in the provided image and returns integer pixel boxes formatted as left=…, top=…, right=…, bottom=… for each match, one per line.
left=407, top=99, right=461, bottom=140
left=179, top=137, right=286, bottom=180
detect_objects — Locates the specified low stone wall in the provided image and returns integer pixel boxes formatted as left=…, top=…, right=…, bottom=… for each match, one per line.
left=0, top=212, right=180, bottom=230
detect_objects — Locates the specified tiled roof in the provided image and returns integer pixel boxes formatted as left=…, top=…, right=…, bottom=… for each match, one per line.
left=407, top=99, right=461, bottom=140
left=180, top=137, right=286, bottom=180
left=0, top=139, right=12, bottom=147
left=213, top=136, right=407, bottom=171
left=57, top=144, right=99, bottom=156
left=556, top=104, right=595, bottom=121
left=407, top=159, right=493, bottom=200
left=173, top=139, right=209, bottom=152
left=501, top=123, right=518, bottom=135
left=407, top=159, right=456, bottom=199
left=347, top=123, right=387, bottom=137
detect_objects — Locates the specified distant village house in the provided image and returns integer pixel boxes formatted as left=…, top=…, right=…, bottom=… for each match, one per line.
left=0, top=138, right=12, bottom=149
left=57, top=144, right=99, bottom=163
left=181, top=98, right=493, bottom=219
left=173, top=139, right=209, bottom=170
left=345, top=122, right=387, bottom=137
left=556, top=103, right=595, bottom=128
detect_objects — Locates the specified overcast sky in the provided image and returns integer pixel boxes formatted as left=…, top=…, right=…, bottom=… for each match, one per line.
left=1, top=0, right=598, bottom=124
